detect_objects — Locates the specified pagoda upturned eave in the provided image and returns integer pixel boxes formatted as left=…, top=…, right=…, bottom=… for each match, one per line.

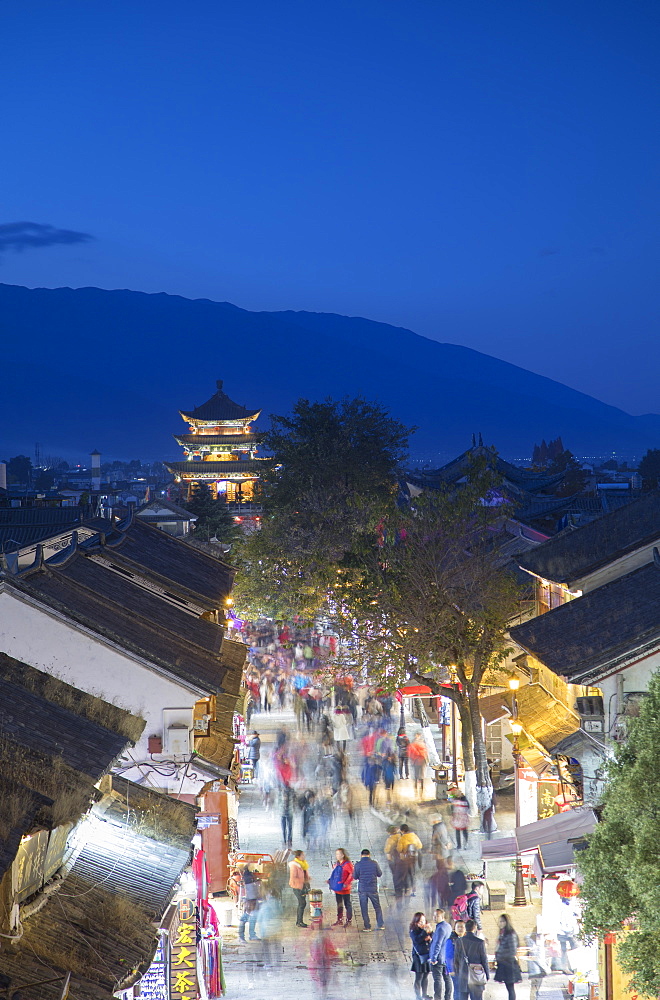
left=173, top=432, right=262, bottom=447
left=165, top=459, right=264, bottom=480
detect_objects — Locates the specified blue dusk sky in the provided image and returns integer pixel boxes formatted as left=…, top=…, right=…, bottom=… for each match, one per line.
left=2, top=0, right=659, bottom=414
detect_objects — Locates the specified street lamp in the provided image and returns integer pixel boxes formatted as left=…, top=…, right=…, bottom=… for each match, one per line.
left=509, top=678, right=527, bottom=907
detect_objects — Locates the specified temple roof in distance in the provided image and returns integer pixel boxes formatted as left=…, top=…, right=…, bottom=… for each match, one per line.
left=517, top=489, right=660, bottom=585
left=165, top=459, right=263, bottom=477
left=405, top=444, right=566, bottom=494
left=180, top=379, right=260, bottom=424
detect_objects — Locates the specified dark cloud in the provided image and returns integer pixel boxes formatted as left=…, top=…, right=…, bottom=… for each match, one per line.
left=0, top=221, right=93, bottom=255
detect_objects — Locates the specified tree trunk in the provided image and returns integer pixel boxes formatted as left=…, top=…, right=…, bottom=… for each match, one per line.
left=468, top=684, right=493, bottom=815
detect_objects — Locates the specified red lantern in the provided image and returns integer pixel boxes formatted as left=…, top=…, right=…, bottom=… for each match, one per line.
left=556, top=879, right=580, bottom=898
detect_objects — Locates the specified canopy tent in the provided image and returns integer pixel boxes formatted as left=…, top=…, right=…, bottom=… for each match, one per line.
left=481, top=807, right=597, bottom=874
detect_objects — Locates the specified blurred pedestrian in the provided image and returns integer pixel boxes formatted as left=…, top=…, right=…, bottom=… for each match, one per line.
left=445, top=858, right=467, bottom=909
left=328, top=847, right=354, bottom=927
left=288, top=850, right=310, bottom=928
left=255, top=891, right=283, bottom=968
left=384, top=824, right=400, bottom=887
left=426, top=858, right=450, bottom=912
left=238, top=864, right=262, bottom=942
left=382, top=750, right=397, bottom=802
left=309, top=927, right=339, bottom=999
left=397, top=823, right=423, bottom=897
left=430, top=815, right=453, bottom=860
left=409, top=733, right=429, bottom=798
left=332, top=704, right=351, bottom=750
left=396, top=727, right=410, bottom=778
left=526, top=931, right=549, bottom=1000
left=409, top=911, right=433, bottom=1000
left=248, top=731, right=261, bottom=778
left=494, top=914, right=522, bottom=1000
left=280, top=785, right=294, bottom=848
left=352, top=848, right=384, bottom=931
left=451, top=793, right=469, bottom=849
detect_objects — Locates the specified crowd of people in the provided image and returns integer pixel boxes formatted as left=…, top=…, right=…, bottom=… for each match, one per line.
left=233, top=622, right=568, bottom=998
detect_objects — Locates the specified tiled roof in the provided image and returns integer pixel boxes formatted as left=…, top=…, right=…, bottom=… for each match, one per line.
left=96, top=516, right=234, bottom=609
left=165, top=459, right=262, bottom=476
left=0, top=674, right=129, bottom=778
left=136, top=498, right=198, bottom=520
left=174, top=432, right=261, bottom=447
left=68, top=777, right=196, bottom=914
left=0, top=516, right=112, bottom=552
left=517, top=490, right=660, bottom=584
left=511, top=562, right=660, bottom=682
left=0, top=872, right=158, bottom=1000
left=10, top=552, right=231, bottom=694
left=180, top=379, right=260, bottom=422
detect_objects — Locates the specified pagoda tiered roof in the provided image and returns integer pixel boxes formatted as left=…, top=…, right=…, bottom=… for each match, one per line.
left=180, top=379, right=260, bottom=424
left=174, top=432, right=261, bottom=447
left=165, top=459, right=263, bottom=479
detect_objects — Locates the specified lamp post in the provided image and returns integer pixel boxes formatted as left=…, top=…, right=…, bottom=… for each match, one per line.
left=509, top=678, right=527, bottom=907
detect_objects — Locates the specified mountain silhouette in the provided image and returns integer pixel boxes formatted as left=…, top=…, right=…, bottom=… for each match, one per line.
left=1, top=283, right=658, bottom=462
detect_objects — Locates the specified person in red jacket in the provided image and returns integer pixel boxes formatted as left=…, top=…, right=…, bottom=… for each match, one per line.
left=328, top=848, right=354, bottom=927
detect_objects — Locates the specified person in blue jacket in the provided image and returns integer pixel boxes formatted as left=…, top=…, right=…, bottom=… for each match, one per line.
left=352, top=848, right=384, bottom=931
left=429, top=908, right=452, bottom=1000
left=445, top=919, right=466, bottom=999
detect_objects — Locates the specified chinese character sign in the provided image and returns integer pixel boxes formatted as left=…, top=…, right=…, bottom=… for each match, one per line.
left=139, top=940, right=168, bottom=1000
left=171, top=898, right=198, bottom=999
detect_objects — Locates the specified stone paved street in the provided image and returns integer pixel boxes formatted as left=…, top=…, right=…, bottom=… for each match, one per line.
left=217, top=708, right=569, bottom=1000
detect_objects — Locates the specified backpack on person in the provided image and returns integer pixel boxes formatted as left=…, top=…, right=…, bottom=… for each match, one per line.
left=451, top=894, right=469, bottom=921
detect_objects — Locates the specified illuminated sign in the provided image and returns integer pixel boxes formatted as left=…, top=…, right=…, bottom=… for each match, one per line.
left=170, top=898, right=198, bottom=999
left=138, top=939, right=168, bottom=1000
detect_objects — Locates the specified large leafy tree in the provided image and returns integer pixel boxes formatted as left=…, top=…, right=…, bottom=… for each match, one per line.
left=336, top=478, right=521, bottom=812
left=233, top=397, right=412, bottom=619
left=579, top=671, right=660, bottom=996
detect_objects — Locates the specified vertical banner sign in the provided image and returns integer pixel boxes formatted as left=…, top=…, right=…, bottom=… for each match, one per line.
left=171, top=898, right=198, bottom=999
left=138, top=938, right=169, bottom=999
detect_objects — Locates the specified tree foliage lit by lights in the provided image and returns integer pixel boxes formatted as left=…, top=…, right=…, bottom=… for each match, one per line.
left=578, top=671, right=660, bottom=996
left=233, top=396, right=412, bottom=620
left=336, top=466, right=522, bottom=810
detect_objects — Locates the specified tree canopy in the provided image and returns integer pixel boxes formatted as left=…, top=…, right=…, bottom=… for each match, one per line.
left=579, top=671, right=660, bottom=996
left=234, top=396, right=412, bottom=620
left=334, top=472, right=522, bottom=807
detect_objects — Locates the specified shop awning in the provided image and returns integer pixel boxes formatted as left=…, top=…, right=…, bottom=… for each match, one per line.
left=478, top=692, right=512, bottom=725
left=481, top=807, right=598, bottom=871
left=482, top=836, right=517, bottom=860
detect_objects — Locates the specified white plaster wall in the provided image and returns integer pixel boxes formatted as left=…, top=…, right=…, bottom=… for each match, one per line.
left=598, top=650, right=660, bottom=736
left=0, top=590, right=199, bottom=769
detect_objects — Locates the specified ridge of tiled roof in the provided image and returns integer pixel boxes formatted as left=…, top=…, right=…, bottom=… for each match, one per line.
left=81, top=516, right=234, bottom=609
left=511, top=561, right=660, bottom=682
left=517, top=490, right=660, bottom=584
left=174, top=432, right=261, bottom=446
left=136, top=497, right=198, bottom=519
left=7, top=552, right=231, bottom=694
left=180, top=379, right=260, bottom=422
left=165, top=459, right=262, bottom=475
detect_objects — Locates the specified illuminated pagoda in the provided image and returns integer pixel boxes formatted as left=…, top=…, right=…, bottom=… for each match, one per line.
left=165, top=379, right=263, bottom=506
